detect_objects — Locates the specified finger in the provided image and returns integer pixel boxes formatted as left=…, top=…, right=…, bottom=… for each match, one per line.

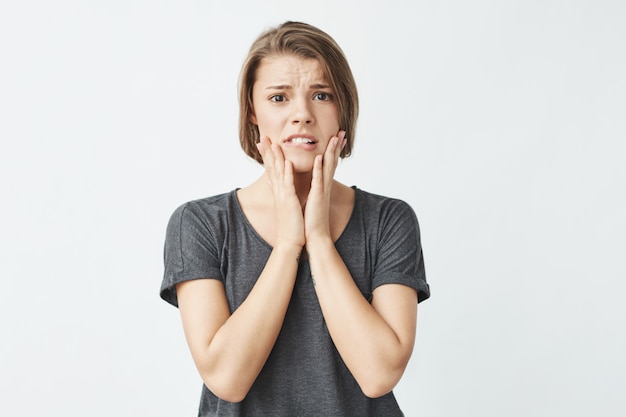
left=270, top=143, right=285, bottom=177
left=337, top=131, right=347, bottom=157
left=283, top=159, right=295, bottom=188
left=256, top=140, right=276, bottom=188
left=331, top=130, right=346, bottom=162
left=311, top=154, right=324, bottom=192
left=332, top=131, right=346, bottom=159
left=255, top=141, right=265, bottom=159
left=322, top=135, right=340, bottom=184
left=324, top=135, right=339, bottom=161
left=257, top=137, right=274, bottom=167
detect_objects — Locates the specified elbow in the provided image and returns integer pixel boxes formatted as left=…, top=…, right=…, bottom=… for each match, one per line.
left=199, top=371, right=252, bottom=403
left=357, top=370, right=404, bottom=399
left=362, top=387, right=389, bottom=399
left=359, top=379, right=396, bottom=399
left=212, top=389, right=248, bottom=404
left=209, top=386, right=248, bottom=404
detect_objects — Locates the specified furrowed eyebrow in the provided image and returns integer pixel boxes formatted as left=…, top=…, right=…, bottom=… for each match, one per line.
left=264, top=83, right=331, bottom=90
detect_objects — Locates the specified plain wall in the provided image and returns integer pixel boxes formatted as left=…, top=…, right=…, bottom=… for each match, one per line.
left=1, top=1, right=625, bottom=416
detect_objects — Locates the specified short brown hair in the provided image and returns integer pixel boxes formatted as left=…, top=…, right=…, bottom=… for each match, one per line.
left=239, top=21, right=359, bottom=163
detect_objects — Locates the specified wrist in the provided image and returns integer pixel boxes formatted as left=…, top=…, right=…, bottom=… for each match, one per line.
left=273, top=242, right=304, bottom=257
left=304, top=235, right=334, bottom=253
left=304, top=225, right=332, bottom=244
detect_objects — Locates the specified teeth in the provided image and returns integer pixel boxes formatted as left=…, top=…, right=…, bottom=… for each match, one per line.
left=290, top=137, right=314, bottom=144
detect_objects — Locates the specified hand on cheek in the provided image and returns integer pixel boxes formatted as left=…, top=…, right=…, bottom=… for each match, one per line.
left=304, top=130, right=346, bottom=242
left=256, top=137, right=305, bottom=249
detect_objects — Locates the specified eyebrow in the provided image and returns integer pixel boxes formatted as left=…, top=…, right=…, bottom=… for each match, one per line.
left=265, top=83, right=331, bottom=90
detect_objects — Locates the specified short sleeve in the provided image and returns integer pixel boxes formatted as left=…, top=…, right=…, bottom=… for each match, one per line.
left=160, top=203, right=223, bottom=307
left=373, top=200, right=430, bottom=303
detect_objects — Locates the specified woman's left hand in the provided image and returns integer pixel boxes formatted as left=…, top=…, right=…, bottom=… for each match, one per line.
left=304, top=130, right=346, bottom=243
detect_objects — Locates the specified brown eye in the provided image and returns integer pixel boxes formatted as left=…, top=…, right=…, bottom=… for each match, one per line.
left=314, top=92, right=332, bottom=101
left=270, top=95, right=286, bottom=102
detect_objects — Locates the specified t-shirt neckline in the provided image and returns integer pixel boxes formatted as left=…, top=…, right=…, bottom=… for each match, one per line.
left=231, top=186, right=359, bottom=250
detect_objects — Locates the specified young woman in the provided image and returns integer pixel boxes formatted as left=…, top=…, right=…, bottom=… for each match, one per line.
left=161, top=21, right=430, bottom=416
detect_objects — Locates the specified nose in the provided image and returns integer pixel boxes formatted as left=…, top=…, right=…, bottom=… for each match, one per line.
left=290, top=97, right=314, bottom=125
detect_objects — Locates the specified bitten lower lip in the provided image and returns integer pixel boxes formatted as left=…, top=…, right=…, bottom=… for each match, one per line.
left=283, top=134, right=318, bottom=144
left=283, top=134, right=318, bottom=150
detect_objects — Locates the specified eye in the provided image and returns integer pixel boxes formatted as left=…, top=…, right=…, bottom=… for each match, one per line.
left=269, top=95, right=286, bottom=102
left=313, top=92, right=333, bottom=101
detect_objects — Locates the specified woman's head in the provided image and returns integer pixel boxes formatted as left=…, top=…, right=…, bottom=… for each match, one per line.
left=239, top=21, right=359, bottom=164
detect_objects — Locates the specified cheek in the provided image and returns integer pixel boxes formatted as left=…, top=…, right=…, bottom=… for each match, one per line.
left=253, top=113, right=280, bottom=142
left=329, top=106, right=341, bottom=128
left=256, top=109, right=284, bottom=129
left=329, top=111, right=341, bottom=132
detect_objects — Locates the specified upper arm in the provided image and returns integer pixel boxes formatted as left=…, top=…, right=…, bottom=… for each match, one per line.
left=161, top=202, right=224, bottom=307
left=372, top=199, right=429, bottom=303
left=371, top=284, right=418, bottom=359
left=176, top=278, right=231, bottom=367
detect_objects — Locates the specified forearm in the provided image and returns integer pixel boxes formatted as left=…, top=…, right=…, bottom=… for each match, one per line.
left=306, top=237, right=416, bottom=398
left=181, top=243, right=301, bottom=402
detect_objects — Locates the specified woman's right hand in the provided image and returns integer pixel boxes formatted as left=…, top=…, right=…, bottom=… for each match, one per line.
left=256, top=137, right=305, bottom=249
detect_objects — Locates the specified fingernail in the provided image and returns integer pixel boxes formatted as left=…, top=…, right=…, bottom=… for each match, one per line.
left=339, top=130, right=346, bottom=140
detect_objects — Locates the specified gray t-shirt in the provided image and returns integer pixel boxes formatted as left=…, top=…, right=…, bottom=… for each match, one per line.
left=161, top=187, right=429, bottom=416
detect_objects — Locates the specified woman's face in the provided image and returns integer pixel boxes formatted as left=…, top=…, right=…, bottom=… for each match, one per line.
left=251, top=55, right=341, bottom=173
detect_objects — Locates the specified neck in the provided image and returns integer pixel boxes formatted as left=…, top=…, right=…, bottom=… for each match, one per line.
left=254, top=171, right=315, bottom=208
left=246, top=171, right=345, bottom=212
left=292, top=172, right=313, bottom=207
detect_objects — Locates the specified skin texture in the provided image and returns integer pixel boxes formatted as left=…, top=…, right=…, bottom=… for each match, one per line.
left=175, top=54, right=418, bottom=403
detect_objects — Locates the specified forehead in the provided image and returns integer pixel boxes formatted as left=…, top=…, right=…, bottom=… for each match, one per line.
left=254, top=55, right=328, bottom=85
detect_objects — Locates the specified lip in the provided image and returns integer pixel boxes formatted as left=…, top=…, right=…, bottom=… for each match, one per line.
left=282, top=134, right=319, bottom=150
left=283, top=134, right=318, bottom=144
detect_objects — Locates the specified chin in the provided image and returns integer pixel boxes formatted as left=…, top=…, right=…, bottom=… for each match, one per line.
left=287, top=156, right=316, bottom=174
left=291, top=163, right=315, bottom=174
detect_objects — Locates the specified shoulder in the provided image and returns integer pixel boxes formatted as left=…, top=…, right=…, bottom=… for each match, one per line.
left=351, top=187, right=422, bottom=244
left=354, top=187, right=419, bottom=222
left=166, top=190, right=240, bottom=238
left=169, top=191, right=236, bottom=223
left=172, top=191, right=234, bottom=217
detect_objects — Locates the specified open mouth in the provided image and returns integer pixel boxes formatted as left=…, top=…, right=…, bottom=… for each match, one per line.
left=284, top=134, right=318, bottom=145
left=287, top=137, right=316, bottom=145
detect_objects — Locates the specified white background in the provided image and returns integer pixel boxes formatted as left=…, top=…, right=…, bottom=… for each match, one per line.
left=1, top=1, right=625, bottom=416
